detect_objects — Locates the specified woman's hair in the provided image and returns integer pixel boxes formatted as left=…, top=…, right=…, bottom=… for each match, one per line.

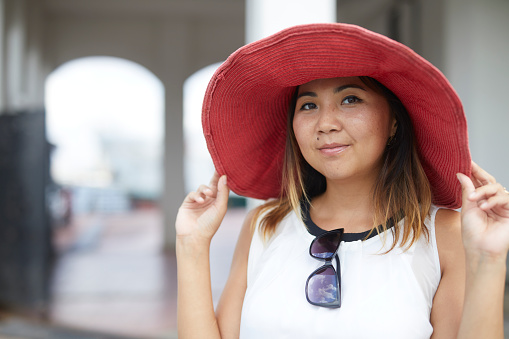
left=250, top=76, right=432, bottom=251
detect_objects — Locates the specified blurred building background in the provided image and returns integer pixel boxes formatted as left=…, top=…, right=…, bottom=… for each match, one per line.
left=0, top=0, right=507, bottom=338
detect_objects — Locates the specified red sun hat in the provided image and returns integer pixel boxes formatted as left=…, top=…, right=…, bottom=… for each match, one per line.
left=202, top=23, right=470, bottom=209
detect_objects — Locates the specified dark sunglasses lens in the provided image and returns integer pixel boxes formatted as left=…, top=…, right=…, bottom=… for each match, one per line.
left=306, top=266, right=339, bottom=304
left=310, top=232, right=342, bottom=259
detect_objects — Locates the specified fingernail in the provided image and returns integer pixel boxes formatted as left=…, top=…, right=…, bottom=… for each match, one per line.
left=456, top=173, right=464, bottom=184
left=468, top=192, right=476, bottom=199
left=221, top=175, right=227, bottom=186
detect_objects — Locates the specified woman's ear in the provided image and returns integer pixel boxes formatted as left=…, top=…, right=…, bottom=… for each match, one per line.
left=390, top=119, right=398, bottom=137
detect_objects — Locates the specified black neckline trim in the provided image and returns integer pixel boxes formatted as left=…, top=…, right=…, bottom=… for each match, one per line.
left=301, top=200, right=400, bottom=242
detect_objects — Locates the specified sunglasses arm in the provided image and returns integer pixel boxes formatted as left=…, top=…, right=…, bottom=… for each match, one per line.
left=334, top=254, right=341, bottom=284
left=335, top=253, right=342, bottom=307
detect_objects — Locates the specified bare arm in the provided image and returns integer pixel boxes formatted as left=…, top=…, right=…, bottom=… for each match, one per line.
left=455, top=162, right=509, bottom=339
left=430, top=209, right=465, bottom=339
left=215, top=209, right=255, bottom=338
left=176, top=173, right=229, bottom=339
left=176, top=172, right=255, bottom=339
left=431, top=161, right=509, bottom=339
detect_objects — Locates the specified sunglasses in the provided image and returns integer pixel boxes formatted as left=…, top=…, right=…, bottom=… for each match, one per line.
left=305, top=228, right=344, bottom=308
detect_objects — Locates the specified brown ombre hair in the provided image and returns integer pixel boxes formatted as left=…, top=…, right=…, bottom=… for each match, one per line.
left=250, top=77, right=432, bottom=251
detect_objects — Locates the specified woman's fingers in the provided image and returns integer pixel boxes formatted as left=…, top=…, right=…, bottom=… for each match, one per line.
left=185, top=190, right=206, bottom=204
left=216, top=175, right=229, bottom=209
left=457, top=172, right=477, bottom=210
left=460, top=162, right=509, bottom=217
left=209, top=171, right=221, bottom=189
left=471, top=161, right=496, bottom=187
left=468, top=182, right=506, bottom=202
left=185, top=185, right=215, bottom=204
left=176, top=173, right=229, bottom=241
left=183, top=173, right=226, bottom=204
left=477, top=194, right=509, bottom=212
left=198, top=184, right=215, bottom=197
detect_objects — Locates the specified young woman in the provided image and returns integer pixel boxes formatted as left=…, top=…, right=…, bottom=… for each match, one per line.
left=176, top=23, right=509, bottom=338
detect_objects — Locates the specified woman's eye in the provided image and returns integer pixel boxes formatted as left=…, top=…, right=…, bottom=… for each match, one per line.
left=300, top=102, right=317, bottom=110
left=342, top=95, right=362, bottom=105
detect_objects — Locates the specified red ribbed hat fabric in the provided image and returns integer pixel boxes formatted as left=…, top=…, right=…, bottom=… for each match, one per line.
left=202, top=23, right=470, bottom=209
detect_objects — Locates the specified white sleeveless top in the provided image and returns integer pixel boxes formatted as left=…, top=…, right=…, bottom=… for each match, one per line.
left=240, top=205, right=441, bottom=339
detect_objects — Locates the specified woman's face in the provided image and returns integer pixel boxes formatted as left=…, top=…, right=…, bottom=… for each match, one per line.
left=293, top=77, right=396, bottom=184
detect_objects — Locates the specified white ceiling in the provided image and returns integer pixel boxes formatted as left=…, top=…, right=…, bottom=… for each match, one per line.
left=43, top=0, right=245, bottom=20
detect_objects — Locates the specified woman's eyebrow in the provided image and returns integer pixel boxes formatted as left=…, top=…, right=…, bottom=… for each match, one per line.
left=296, top=91, right=317, bottom=99
left=333, top=84, right=367, bottom=93
left=297, top=84, right=367, bottom=99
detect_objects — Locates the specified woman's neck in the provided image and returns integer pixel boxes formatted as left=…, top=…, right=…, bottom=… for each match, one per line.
left=310, top=177, right=376, bottom=233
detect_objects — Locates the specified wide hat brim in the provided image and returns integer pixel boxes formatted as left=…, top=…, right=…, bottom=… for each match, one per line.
left=202, top=23, right=470, bottom=209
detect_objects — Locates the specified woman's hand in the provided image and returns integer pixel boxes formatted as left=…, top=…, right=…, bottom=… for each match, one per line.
left=457, top=161, right=509, bottom=258
left=176, top=172, right=230, bottom=339
left=176, top=172, right=230, bottom=244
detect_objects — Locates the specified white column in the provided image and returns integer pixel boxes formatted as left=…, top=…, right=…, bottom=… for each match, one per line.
left=25, top=0, right=45, bottom=111
left=160, top=20, right=188, bottom=251
left=0, top=0, right=5, bottom=112
left=246, top=0, right=336, bottom=43
left=5, top=0, right=26, bottom=112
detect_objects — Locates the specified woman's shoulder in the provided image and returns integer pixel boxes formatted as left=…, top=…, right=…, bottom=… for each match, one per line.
left=435, top=207, right=460, bottom=226
left=434, top=208, right=461, bottom=247
left=433, top=207, right=463, bottom=274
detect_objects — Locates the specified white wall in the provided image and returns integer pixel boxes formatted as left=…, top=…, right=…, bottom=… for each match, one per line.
left=444, top=0, right=509, bottom=188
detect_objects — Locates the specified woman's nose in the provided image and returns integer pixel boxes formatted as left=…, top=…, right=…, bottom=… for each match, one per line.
left=317, top=105, right=342, bottom=134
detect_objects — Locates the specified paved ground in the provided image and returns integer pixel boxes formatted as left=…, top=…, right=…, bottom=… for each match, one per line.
left=0, top=317, right=137, bottom=339
left=48, top=206, right=245, bottom=339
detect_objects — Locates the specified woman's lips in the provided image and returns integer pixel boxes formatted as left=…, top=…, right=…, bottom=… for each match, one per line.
left=318, top=143, right=350, bottom=156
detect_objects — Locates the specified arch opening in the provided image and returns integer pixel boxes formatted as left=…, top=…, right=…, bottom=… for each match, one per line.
left=45, top=56, right=169, bottom=336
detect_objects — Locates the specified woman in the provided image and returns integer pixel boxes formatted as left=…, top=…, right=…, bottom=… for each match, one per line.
left=176, top=23, right=509, bottom=338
